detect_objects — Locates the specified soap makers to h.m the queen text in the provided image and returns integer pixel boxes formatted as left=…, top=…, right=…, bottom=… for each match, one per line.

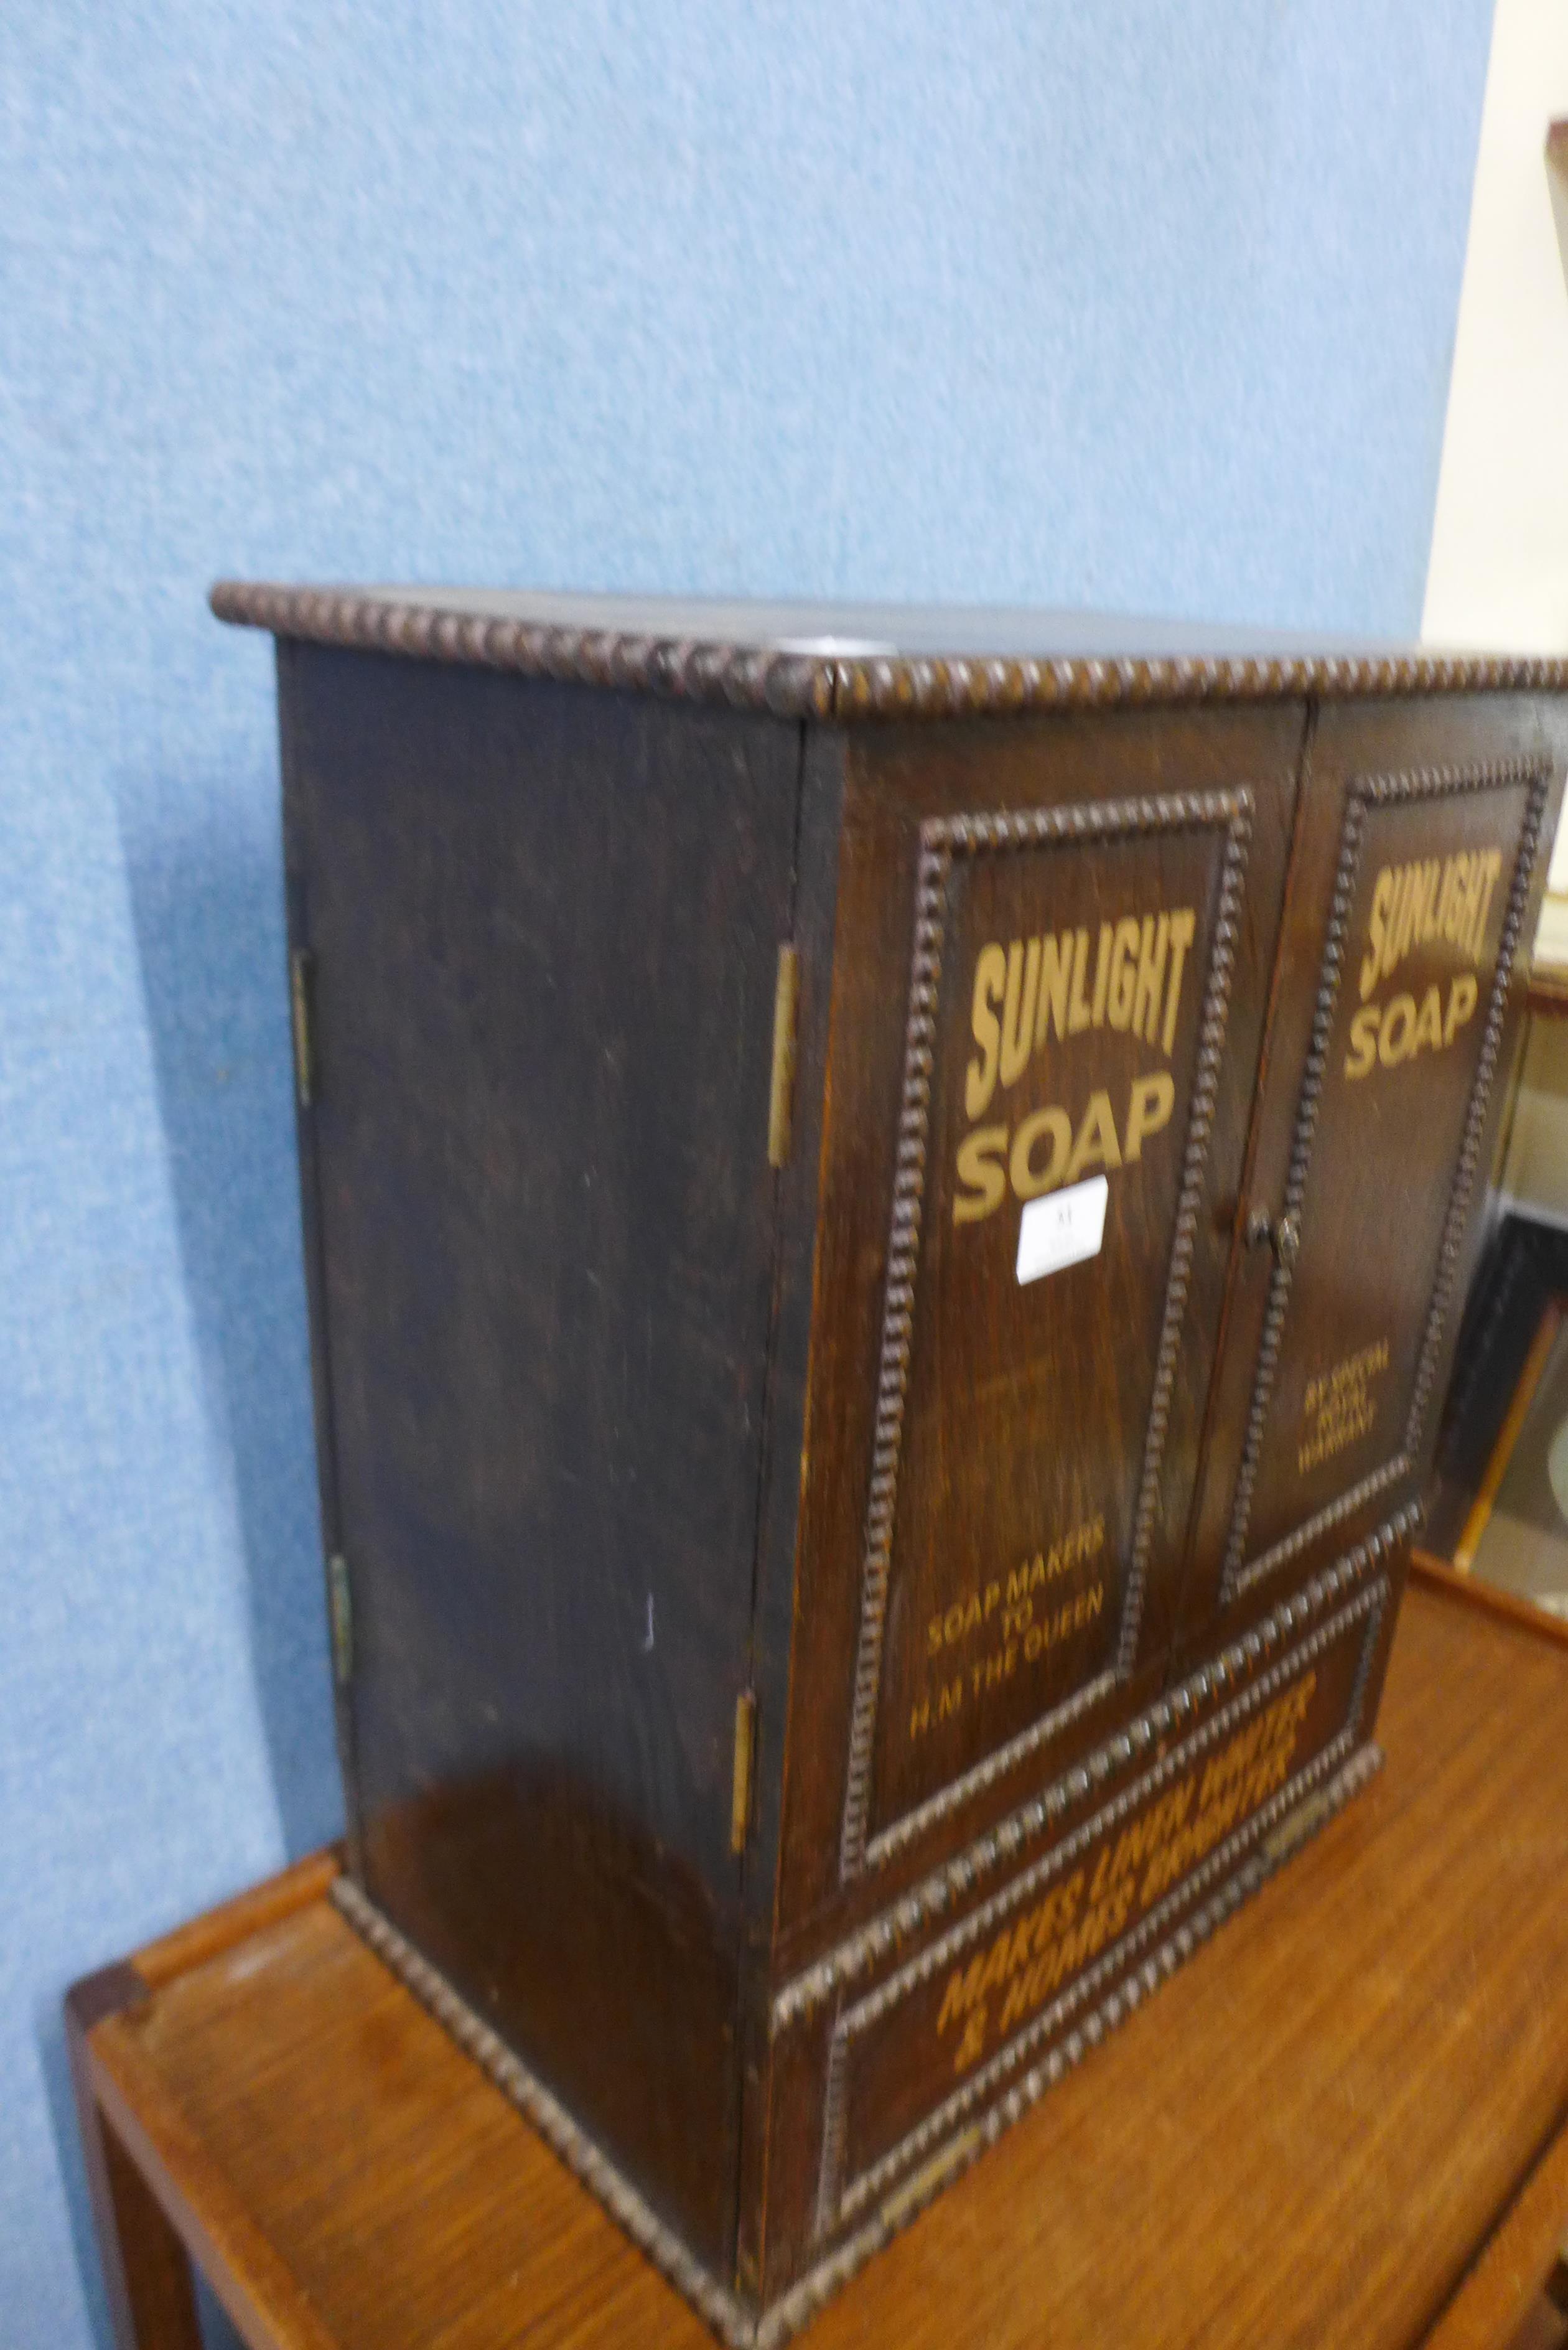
left=908, top=1515, right=1108, bottom=1750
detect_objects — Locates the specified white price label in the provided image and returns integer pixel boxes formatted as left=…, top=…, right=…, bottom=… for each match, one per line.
left=1015, top=1176, right=1109, bottom=1286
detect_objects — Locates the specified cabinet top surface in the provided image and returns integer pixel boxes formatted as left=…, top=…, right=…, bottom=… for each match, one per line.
left=212, top=579, right=1568, bottom=723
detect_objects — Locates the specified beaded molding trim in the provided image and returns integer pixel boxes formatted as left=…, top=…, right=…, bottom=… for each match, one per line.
left=212, top=581, right=1568, bottom=723
left=763, top=1743, right=1384, bottom=2343
left=776, top=1502, right=1416, bottom=2036
left=814, top=1576, right=1386, bottom=2235
left=330, top=1875, right=758, bottom=2348
left=1218, top=760, right=1551, bottom=1604
left=837, top=789, right=1253, bottom=1881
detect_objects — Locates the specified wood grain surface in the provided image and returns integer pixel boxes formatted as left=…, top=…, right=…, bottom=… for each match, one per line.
left=278, top=646, right=807, bottom=2269
left=775, top=702, right=1306, bottom=1947
left=81, top=1578, right=1568, bottom=2350
left=1179, top=695, right=1567, bottom=1642
left=261, top=631, right=1566, bottom=2315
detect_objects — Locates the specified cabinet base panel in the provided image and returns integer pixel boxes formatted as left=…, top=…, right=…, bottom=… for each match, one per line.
left=332, top=1740, right=1382, bottom=2348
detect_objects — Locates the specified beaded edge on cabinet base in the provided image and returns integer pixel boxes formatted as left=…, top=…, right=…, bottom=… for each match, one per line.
left=329, top=1875, right=756, bottom=2346
left=332, top=1739, right=1381, bottom=2350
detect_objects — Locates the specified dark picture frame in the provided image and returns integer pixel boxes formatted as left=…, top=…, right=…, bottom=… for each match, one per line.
left=1422, top=1210, right=1568, bottom=1620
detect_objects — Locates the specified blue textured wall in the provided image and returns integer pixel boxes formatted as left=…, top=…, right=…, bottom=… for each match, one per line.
left=2, top=4, right=1492, bottom=2340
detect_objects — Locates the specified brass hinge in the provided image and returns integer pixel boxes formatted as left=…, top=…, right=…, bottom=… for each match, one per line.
left=767, top=946, right=799, bottom=1169
left=289, top=947, right=317, bottom=1109
left=730, top=1689, right=756, bottom=1856
left=327, top=1552, right=353, bottom=1686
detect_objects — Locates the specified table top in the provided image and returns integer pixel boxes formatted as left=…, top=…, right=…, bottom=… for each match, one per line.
left=77, top=1574, right=1568, bottom=2350
left=1528, top=958, right=1568, bottom=1018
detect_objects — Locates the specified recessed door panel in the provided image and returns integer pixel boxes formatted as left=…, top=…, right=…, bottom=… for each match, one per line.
left=851, top=797, right=1249, bottom=1868
left=1178, top=697, right=1565, bottom=1637
left=771, top=703, right=1308, bottom=1944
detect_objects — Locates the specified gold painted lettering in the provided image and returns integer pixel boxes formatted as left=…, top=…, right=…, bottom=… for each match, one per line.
left=1360, top=845, right=1504, bottom=1000
left=1412, top=983, right=1444, bottom=1056
left=999, top=938, right=1040, bottom=1090
left=1436, top=859, right=1462, bottom=947
left=1066, top=927, right=1094, bottom=1034
left=1091, top=922, right=1113, bottom=1028
left=1010, top=1106, right=1072, bottom=1201
left=1161, top=908, right=1196, bottom=1055
left=952, top=2006, right=987, bottom=2072
left=1444, top=971, right=1477, bottom=1043
left=1473, top=848, right=1501, bottom=960
left=1065, top=1090, right=1122, bottom=1182
left=1123, top=1070, right=1175, bottom=1160
left=937, top=1955, right=987, bottom=2034
left=1378, top=991, right=1416, bottom=1066
left=1134, top=913, right=1168, bottom=1044
left=953, top=1125, right=1007, bottom=1224
left=1107, top=916, right=1141, bottom=1031
left=966, top=943, right=1006, bottom=1119
left=1343, top=1004, right=1378, bottom=1081
left=1037, top=931, right=1072, bottom=1048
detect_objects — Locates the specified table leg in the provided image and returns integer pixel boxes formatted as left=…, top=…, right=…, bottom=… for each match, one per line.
left=66, top=1965, right=203, bottom=2350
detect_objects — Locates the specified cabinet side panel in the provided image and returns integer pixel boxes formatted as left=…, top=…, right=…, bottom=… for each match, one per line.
left=277, top=642, right=363, bottom=1865
left=281, top=646, right=800, bottom=2270
left=735, top=722, right=846, bottom=2301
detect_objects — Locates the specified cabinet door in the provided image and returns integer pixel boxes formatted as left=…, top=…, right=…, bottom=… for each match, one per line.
left=775, top=703, right=1307, bottom=1947
left=1178, top=696, right=1565, bottom=1641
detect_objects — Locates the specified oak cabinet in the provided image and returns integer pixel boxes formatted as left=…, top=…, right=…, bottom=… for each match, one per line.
left=217, top=583, right=1566, bottom=2344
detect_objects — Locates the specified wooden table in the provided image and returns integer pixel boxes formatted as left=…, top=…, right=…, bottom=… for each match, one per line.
left=68, top=1573, right=1568, bottom=2350
left=1528, top=966, right=1568, bottom=1018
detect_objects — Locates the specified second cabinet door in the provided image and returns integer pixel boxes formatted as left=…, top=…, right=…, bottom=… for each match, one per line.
left=1177, top=693, right=1565, bottom=1643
